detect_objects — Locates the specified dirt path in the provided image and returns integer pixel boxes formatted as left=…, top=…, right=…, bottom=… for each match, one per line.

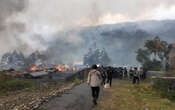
left=39, top=83, right=105, bottom=110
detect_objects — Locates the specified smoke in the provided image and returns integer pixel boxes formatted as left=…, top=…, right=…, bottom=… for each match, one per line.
left=1, top=0, right=175, bottom=65
left=17, top=0, right=175, bottom=28
left=0, top=0, right=29, bottom=55
left=44, top=32, right=86, bottom=64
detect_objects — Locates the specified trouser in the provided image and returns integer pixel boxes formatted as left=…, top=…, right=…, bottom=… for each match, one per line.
left=133, top=76, right=139, bottom=84
left=102, top=77, right=106, bottom=85
left=143, top=73, right=146, bottom=79
left=91, top=87, right=100, bottom=101
left=130, top=74, right=133, bottom=79
left=107, top=78, right=112, bottom=87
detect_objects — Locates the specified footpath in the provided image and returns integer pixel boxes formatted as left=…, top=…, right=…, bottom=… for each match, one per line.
left=39, top=83, right=105, bottom=110
left=39, top=79, right=175, bottom=110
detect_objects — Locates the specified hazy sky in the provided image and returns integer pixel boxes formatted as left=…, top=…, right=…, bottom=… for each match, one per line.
left=1, top=0, right=175, bottom=55
left=15, top=0, right=175, bottom=27
left=11, top=0, right=175, bottom=38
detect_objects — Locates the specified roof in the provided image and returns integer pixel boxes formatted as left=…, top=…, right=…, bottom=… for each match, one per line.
left=30, top=71, right=48, bottom=77
left=5, top=71, right=28, bottom=77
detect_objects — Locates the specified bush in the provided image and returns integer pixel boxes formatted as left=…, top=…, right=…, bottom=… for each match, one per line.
left=0, top=72, right=34, bottom=95
left=73, top=77, right=81, bottom=84
left=0, top=79, right=34, bottom=94
left=152, top=78, right=175, bottom=101
left=0, top=71, right=11, bottom=82
left=143, top=60, right=162, bottom=71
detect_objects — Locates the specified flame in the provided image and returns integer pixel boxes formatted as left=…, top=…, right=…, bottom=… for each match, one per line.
left=42, top=68, right=47, bottom=71
left=29, top=64, right=78, bottom=72
left=56, top=65, right=67, bottom=72
left=72, top=67, right=77, bottom=71
left=30, top=66, right=38, bottom=71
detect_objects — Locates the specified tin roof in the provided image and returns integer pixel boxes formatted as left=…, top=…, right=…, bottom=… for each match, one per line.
left=30, top=71, right=48, bottom=77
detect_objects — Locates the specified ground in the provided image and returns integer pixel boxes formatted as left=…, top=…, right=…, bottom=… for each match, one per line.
left=95, top=80, right=175, bottom=110
left=39, top=79, right=175, bottom=110
left=39, top=83, right=104, bottom=110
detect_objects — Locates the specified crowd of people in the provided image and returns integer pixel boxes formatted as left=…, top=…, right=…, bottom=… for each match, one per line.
left=87, top=64, right=148, bottom=105
left=97, top=66, right=147, bottom=84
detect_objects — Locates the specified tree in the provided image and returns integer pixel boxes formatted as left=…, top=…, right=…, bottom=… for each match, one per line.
left=136, top=36, right=171, bottom=70
left=83, top=48, right=111, bottom=66
left=136, top=48, right=150, bottom=64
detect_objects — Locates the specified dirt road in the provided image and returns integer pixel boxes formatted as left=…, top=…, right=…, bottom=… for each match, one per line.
left=39, top=83, right=104, bottom=110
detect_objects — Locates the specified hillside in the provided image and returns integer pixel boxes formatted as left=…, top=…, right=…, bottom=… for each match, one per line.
left=46, top=20, right=175, bottom=66
left=1, top=20, right=175, bottom=67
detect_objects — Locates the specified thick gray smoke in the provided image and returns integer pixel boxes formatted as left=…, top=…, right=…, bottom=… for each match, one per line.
left=0, top=0, right=29, bottom=55
left=1, top=0, right=175, bottom=65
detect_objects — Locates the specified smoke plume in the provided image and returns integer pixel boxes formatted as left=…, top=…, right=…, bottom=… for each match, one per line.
left=1, top=0, right=175, bottom=65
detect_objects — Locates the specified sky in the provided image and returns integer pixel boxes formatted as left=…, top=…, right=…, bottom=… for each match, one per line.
left=14, top=0, right=175, bottom=27
left=21, top=0, right=175, bottom=25
left=1, top=0, right=175, bottom=56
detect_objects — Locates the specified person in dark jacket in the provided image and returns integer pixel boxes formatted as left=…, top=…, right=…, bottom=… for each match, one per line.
left=129, top=67, right=134, bottom=79
left=123, top=67, right=128, bottom=79
left=101, top=68, right=107, bottom=85
left=100, top=66, right=107, bottom=85
left=106, top=67, right=113, bottom=87
left=132, top=67, right=140, bottom=84
left=143, top=68, right=147, bottom=79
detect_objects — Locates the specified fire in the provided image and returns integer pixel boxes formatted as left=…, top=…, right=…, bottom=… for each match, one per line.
left=29, top=64, right=78, bottom=72
left=55, top=65, right=67, bottom=72
left=42, top=68, right=47, bottom=71
left=30, top=66, right=38, bottom=71
left=72, top=67, right=77, bottom=71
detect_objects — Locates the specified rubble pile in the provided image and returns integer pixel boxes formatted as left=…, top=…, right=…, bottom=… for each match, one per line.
left=0, top=82, right=77, bottom=110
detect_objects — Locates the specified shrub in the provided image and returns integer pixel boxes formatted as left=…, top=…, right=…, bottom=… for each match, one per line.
left=0, top=71, right=11, bottom=82
left=143, top=60, right=162, bottom=71
left=73, top=77, right=81, bottom=84
left=0, top=71, right=35, bottom=95
left=152, top=78, right=175, bottom=101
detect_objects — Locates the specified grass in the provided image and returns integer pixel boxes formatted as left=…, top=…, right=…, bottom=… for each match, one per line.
left=0, top=70, right=85, bottom=96
left=73, top=77, right=81, bottom=84
left=95, top=80, right=175, bottom=110
left=166, top=70, right=175, bottom=77
left=152, top=78, right=175, bottom=101
left=0, top=71, right=35, bottom=95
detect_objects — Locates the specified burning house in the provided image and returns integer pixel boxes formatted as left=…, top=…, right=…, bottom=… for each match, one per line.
left=0, top=50, right=80, bottom=72
left=0, top=49, right=81, bottom=84
left=0, top=50, right=81, bottom=84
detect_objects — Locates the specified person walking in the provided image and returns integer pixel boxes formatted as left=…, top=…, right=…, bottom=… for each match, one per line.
left=107, top=67, right=113, bottom=87
left=132, top=67, right=140, bottom=84
left=123, top=67, right=128, bottom=79
left=97, top=66, right=106, bottom=85
left=87, top=64, right=102, bottom=105
left=129, top=67, right=134, bottom=79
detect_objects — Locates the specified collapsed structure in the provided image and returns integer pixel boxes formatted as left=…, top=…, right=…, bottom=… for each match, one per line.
left=0, top=46, right=112, bottom=72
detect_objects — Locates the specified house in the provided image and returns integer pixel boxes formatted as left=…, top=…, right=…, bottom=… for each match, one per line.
left=169, top=44, right=175, bottom=69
